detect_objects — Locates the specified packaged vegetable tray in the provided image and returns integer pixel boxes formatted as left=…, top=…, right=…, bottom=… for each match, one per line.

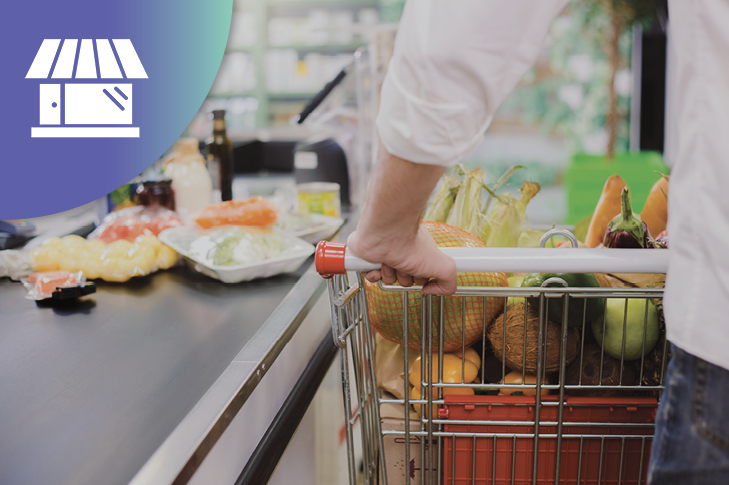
left=159, top=225, right=314, bottom=283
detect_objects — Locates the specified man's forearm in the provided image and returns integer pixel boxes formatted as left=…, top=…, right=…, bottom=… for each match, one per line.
left=348, top=147, right=456, bottom=294
left=356, top=148, right=445, bottom=255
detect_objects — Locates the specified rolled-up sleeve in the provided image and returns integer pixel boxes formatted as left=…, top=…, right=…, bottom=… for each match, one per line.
left=377, top=0, right=567, bottom=166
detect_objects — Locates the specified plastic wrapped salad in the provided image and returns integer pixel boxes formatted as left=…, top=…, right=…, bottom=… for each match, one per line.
left=188, top=229, right=285, bottom=266
left=158, top=226, right=315, bottom=282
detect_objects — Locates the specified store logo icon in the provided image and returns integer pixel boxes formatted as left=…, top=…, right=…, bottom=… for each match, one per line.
left=26, top=39, right=147, bottom=138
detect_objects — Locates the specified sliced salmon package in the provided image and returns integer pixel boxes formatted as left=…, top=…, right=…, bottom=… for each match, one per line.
left=88, top=206, right=184, bottom=243
left=23, top=270, right=96, bottom=301
left=193, top=196, right=279, bottom=229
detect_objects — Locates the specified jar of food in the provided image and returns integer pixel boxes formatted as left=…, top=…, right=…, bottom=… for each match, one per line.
left=136, top=179, right=176, bottom=211
left=163, top=138, right=213, bottom=216
left=297, top=182, right=341, bottom=218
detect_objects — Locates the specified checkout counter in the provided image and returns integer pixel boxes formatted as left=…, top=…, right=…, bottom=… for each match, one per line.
left=0, top=203, right=352, bottom=485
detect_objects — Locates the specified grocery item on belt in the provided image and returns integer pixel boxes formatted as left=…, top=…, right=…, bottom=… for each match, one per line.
left=158, top=226, right=314, bottom=283
left=28, top=234, right=178, bottom=283
left=192, top=228, right=285, bottom=267
left=274, top=212, right=343, bottom=244
left=297, top=182, right=341, bottom=218
left=193, top=196, right=278, bottom=229
left=22, top=270, right=96, bottom=301
left=135, top=179, right=176, bottom=211
left=162, top=138, right=213, bottom=216
left=88, top=206, right=183, bottom=243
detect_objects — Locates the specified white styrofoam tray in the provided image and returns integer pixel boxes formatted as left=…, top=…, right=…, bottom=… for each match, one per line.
left=158, top=226, right=315, bottom=283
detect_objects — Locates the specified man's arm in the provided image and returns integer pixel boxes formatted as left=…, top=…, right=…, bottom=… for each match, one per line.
left=349, top=0, right=567, bottom=295
left=347, top=147, right=456, bottom=294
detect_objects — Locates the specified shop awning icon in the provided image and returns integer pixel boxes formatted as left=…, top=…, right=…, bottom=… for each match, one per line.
left=26, top=39, right=147, bottom=138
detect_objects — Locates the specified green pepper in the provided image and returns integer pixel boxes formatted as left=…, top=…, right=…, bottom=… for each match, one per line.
left=520, top=273, right=604, bottom=328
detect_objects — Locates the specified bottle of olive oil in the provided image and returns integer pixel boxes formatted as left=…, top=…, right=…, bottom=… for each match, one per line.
left=207, top=110, right=233, bottom=201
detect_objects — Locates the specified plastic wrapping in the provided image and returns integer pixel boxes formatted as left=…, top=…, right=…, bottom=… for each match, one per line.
left=158, top=226, right=314, bottom=283
left=193, top=196, right=278, bottom=229
left=88, top=205, right=183, bottom=243
left=0, top=249, right=33, bottom=279
left=28, top=234, right=178, bottom=283
left=22, top=270, right=95, bottom=300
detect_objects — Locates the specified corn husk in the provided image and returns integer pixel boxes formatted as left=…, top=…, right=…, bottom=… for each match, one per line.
left=517, top=229, right=545, bottom=248
left=445, top=167, right=489, bottom=239
left=423, top=165, right=539, bottom=248
left=485, top=182, right=540, bottom=248
left=423, top=169, right=461, bottom=222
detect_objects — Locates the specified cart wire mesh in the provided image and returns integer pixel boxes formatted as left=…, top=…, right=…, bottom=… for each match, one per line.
left=322, top=231, right=668, bottom=485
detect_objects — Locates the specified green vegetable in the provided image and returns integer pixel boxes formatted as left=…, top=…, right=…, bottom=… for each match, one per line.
left=211, top=234, right=244, bottom=266
left=207, top=231, right=285, bottom=266
left=506, top=276, right=525, bottom=307
left=521, top=272, right=605, bottom=327
left=592, top=298, right=659, bottom=360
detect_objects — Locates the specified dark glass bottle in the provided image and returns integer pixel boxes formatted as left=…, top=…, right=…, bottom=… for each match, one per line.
left=207, top=110, right=233, bottom=201
left=136, top=179, right=175, bottom=211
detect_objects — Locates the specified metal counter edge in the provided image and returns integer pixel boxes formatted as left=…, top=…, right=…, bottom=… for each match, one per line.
left=128, top=266, right=327, bottom=485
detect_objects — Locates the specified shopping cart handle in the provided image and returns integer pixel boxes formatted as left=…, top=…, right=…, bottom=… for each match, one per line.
left=315, top=241, right=670, bottom=277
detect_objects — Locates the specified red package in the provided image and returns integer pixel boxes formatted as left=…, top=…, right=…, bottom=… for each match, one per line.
left=24, top=271, right=85, bottom=300
left=193, top=196, right=278, bottom=229
left=89, top=206, right=183, bottom=243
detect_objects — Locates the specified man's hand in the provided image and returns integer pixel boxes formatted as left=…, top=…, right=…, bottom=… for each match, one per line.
left=347, top=147, right=457, bottom=295
left=348, top=223, right=457, bottom=295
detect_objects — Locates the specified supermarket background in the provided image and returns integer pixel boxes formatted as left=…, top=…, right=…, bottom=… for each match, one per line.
left=183, top=0, right=668, bottom=226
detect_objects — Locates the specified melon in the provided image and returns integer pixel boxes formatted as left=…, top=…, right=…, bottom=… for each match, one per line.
left=366, top=221, right=507, bottom=352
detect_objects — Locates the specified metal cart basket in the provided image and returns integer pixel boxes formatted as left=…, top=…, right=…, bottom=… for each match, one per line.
left=316, top=230, right=670, bottom=485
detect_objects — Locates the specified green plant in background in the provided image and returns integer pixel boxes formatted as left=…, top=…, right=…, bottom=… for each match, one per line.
left=500, top=0, right=665, bottom=159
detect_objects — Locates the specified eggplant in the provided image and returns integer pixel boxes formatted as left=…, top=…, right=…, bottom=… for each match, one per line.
left=603, top=187, right=653, bottom=248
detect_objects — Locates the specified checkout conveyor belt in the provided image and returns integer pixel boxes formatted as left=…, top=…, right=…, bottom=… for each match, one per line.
left=0, top=259, right=319, bottom=485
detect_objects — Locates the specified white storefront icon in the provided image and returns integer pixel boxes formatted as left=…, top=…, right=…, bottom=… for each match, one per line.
left=26, top=39, right=147, bottom=138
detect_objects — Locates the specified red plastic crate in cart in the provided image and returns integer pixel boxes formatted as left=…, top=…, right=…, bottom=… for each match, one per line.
left=441, top=395, right=657, bottom=485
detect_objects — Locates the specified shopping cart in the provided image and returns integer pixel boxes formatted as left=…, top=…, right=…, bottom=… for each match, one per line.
left=316, top=229, right=670, bottom=485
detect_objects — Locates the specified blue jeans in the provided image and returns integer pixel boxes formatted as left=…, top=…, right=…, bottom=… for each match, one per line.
left=648, top=345, right=729, bottom=484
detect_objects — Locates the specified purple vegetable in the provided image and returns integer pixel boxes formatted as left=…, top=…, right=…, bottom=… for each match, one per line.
left=603, top=187, right=652, bottom=248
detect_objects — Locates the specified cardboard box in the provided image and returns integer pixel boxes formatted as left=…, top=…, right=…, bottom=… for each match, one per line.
left=380, top=395, right=437, bottom=485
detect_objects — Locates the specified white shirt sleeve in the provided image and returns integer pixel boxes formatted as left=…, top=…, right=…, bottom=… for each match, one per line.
left=377, top=0, right=568, bottom=166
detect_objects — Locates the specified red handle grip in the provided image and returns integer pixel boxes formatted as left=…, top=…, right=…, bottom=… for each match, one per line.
left=315, top=241, right=347, bottom=278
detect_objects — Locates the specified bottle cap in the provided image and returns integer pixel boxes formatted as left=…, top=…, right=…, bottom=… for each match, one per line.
left=174, top=137, right=201, bottom=154
left=212, top=109, right=226, bottom=120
